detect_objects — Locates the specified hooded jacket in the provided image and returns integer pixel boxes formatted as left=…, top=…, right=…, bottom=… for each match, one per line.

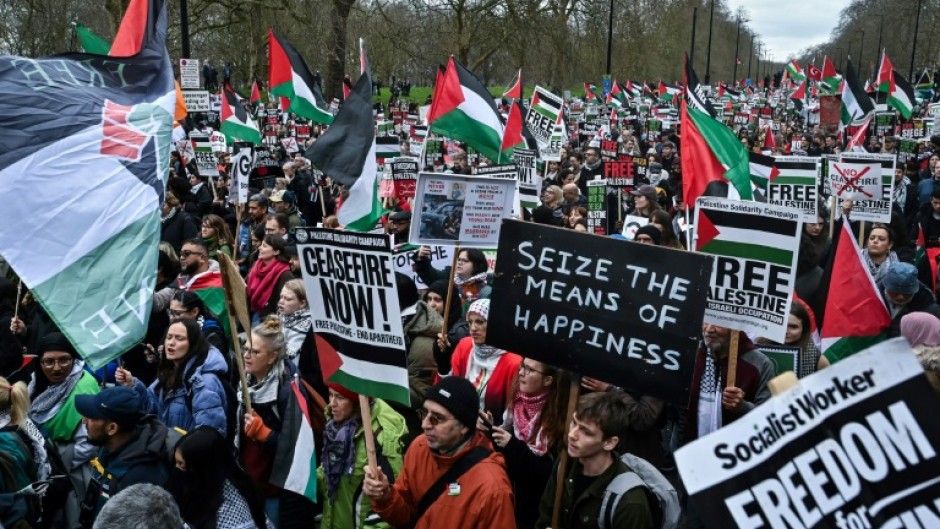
left=134, top=346, right=229, bottom=438
left=371, top=431, right=515, bottom=529
left=403, top=301, right=443, bottom=407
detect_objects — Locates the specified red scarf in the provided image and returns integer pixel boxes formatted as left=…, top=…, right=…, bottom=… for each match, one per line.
left=512, top=390, right=549, bottom=455
left=246, top=259, right=290, bottom=313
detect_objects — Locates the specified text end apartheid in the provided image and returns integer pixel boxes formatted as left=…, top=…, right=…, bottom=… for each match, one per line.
left=487, top=220, right=714, bottom=406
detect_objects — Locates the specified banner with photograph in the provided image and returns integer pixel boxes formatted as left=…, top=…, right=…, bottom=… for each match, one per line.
left=410, top=172, right=516, bottom=247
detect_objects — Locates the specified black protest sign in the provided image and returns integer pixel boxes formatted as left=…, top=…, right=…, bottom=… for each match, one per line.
left=760, top=344, right=802, bottom=377
left=249, top=147, right=284, bottom=187
left=676, top=339, right=940, bottom=528
left=586, top=180, right=608, bottom=235
left=391, top=157, right=418, bottom=199
left=600, top=140, right=619, bottom=158
left=487, top=220, right=714, bottom=405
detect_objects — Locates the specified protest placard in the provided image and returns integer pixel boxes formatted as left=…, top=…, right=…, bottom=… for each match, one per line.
left=179, top=58, right=200, bottom=89
left=249, top=147, right=284, bottom=187
left=410, top=172, right=515, bottom=247
left=586, top=179, right=608, bottom=235
left=766, top=157, right=819, bottom=223
left=512, top=148, right=540, bottom=209
left=526, top=86, right=564, bottom=148
left=421, top=139, right=445, bottom=171
left=832, top=152, right=895, bottom=223
left=621, top=215, right=650, bottom=239
left=603, top=160, right=634, bottom=187
left=182, top=90, right=210, bottom=112
left=694, top=198, right=802, bottom=343
left=676, top=338, right=940, bottom=529
left=487, top=220, right=714, bottom=405
left=190, top=134, right=219, bottom=177
left=229, top=142, right=254, bottom=204
left=294, top=228, right=408, bottom=403
left=600, top=140, right=618, bottom=158
left=760, top=344, right=802, bottom=377
left=390, top=157, right=419, bottom=200
left=392, top=245, right=451, bottom=288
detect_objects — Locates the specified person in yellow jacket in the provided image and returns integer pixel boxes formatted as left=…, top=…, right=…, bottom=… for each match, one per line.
left=317, top=382, right=406, bottom=529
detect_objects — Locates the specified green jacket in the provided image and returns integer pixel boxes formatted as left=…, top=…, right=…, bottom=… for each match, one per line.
left=41, top=372, right=99, bottom=443
left=317, top=398, right=407, bottom=529
left=536, top=455, right=654, bottom=529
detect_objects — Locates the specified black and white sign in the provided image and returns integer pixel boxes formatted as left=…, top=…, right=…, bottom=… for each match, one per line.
left=182, top=90, right=210, bottom=112
left=487, top=220, right=714, bottom=405
left=676, top=339, right=940, bottom=529
left=179, top=58, right=200, bottom=89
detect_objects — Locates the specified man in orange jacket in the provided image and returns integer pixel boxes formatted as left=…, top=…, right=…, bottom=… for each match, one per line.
left=362, top=376, right=516, bottom=528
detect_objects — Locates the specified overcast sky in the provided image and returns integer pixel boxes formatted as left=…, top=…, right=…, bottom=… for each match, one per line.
left=725, top=0, right=853, bottom=61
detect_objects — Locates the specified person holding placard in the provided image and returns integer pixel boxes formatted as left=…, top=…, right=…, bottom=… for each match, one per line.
left=682, top=325, right=774, bottom=444
left=317, top=383, right=406, bottom=529
left=755, top=301, right=820, bottom=379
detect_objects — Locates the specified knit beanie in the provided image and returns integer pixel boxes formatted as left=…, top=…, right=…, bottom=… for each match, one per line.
left=423, top=376, right=480, bottom=433
left=39, top=332, right=78, bottom=359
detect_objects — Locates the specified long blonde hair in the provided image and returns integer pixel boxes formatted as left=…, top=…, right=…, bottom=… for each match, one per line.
left=0, top=377, right=29, bottom=428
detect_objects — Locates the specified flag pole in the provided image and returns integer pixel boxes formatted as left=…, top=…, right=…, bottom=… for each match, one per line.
left=13, top=280, right=22, bottom=322
left=551, top=374, right=581, bottom=529
left=218, top=253, right=253, bottom=411
left=726, top=330, right=740, bottom=388
left=829, top=196, right=837, bottom=239
left=359, top=395, right=379, bottom=474
left=858, top=221, right=866, bottom=248
left=441, top=243, right=461, bottom=337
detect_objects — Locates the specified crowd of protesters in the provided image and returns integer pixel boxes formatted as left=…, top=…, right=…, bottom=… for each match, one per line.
left=2, top=78, right=940, bottom=529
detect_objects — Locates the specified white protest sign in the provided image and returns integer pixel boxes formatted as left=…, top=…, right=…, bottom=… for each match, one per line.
left=833, top=152, right=895, bottom=223
left=512, top=148, right=540, bottom=209
left=410, top=172, right=516, bottom=248
left=175, top=139, right=195, bottom=164
left=190, top=135, right=219, bottom=177
left=677, top=338, right=940, bottom=528
left=179, top=58, right=200, bottom=89
left=210, top=93, right=222, bottom=112
left=621, top=215, right=650, bottom=239
left=209, top=131, right=227, bottom=152
left=694, top=198, right=802, bottom=343
left=766, top=156, right=820, bottom=223
left=392, top=246, right=452, bottom=289
left=230, top=143, right=254, bottom=204
left=525, top=86, right=564, bottom=149
left=182, top=90, right=210, bottom=112
left=294, top=228, right=409, bottom=403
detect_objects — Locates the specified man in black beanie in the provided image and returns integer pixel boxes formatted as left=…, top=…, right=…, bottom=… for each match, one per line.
left=362, top=376, right=515, bottom=528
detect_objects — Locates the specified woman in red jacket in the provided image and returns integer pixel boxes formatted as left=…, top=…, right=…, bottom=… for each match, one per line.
left=449, top=299, right=521, bottom=423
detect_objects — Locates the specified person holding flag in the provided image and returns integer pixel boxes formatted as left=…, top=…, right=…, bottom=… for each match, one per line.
left=237, top=317, right=317, bottom=529
left=316, top=381, right=406, bottom=529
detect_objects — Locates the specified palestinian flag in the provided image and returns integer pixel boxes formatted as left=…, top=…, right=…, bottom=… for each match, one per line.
left=499, top=99, right=539, bottom=162
left=720, top=84, right=741, bottom=102
left=821, top=55, right=842, bottom=94
left=607, top=82, right=627, bottom=107
left=75, top=23, right=111, bottom=54
left=659, top=81, right=681, bottom=102
left=694, top=202, right=798, bottom=267
left=680, top=55, right=752, bottom=203
left=624, top=80, right=642, bottom=99
left=888, top=69, right=916, bottom=120
left=771, top=157, right=817, bottom=189
left=220, top=90, right=261, bottom=144
left=184, top=271, right=231, bottom=339
left=250, top=80, right=260, bottom=103
left=306, top=69, right=384, bottom=231
left=748, top=151, right=779, bottom=189
left=0, top=0, right=175, bottom=368
left=375, top=137, right=401, bottom=166
left=530, top=86, right=563, bottom=124
left=811, top=220, right=891, bottom=363
left=269, top=30, right=334, bottom=124
left=584, top=83, right=601, bottom=100
left=502, top=69, right=523, bottom=99
left=270, top=378, right=317, bottom=502
left=428, top=56, right=504, bottom=162
left=840, top=59, right=874, bottom=130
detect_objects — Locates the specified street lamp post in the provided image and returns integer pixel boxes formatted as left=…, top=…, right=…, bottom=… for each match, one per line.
left=605, top=0, right=613, bottom=75
left=705, top=0, right=715, bottom=84
left=732, top=17, right=742, bottom=84
left=180, top=0, right=191, bottom=58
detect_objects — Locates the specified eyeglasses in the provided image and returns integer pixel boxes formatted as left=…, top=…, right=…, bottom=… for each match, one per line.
left=243, top=348, right=265, bottom=358
left=167, top=309, right=189, bottom=318
left=519, top=363, right=544, bottom=376
left=417, top=408, right=455, bottom=427
left=179, top=250, right=205, bottom=258
left=41, top=357, right=74, bottom=369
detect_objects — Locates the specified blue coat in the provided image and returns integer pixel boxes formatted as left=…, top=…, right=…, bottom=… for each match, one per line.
left=134, top=346, right=228, bottom=437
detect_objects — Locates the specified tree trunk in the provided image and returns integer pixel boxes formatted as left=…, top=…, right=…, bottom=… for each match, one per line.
left=326, top=0, right=356, bottom=102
